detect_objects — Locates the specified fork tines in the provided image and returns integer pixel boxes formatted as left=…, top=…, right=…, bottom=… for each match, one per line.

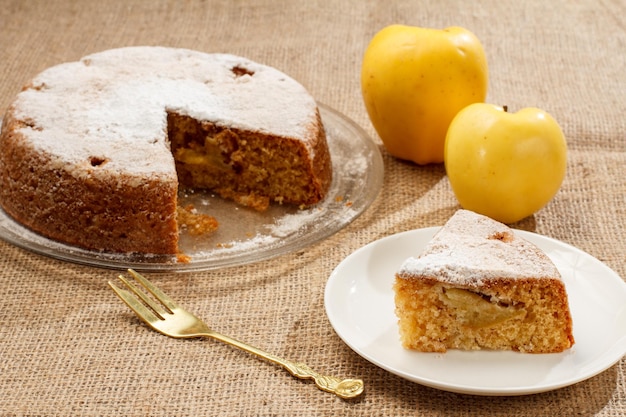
left=108, top=269, right=175, bottom=323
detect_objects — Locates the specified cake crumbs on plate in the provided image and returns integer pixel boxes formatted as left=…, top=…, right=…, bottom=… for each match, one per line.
left=176, top=253, right=192, bottom=263
left=176, top=204, right=219, bottom=236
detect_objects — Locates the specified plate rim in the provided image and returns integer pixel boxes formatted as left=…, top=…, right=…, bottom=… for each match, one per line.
left=324, top=226, right=626, bottom=396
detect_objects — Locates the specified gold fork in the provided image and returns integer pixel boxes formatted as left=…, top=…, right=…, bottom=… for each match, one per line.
left=108, top=269, right=364, bottom=399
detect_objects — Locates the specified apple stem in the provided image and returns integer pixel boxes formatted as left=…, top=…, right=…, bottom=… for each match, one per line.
left=503, top=105, right=508, bottom=112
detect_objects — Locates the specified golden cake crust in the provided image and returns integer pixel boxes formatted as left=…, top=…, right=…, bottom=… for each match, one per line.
left=0, top=110, right=180, bottom=253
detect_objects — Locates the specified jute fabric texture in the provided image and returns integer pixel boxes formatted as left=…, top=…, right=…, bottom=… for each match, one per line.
left=0, top=0, right=624, bottom=415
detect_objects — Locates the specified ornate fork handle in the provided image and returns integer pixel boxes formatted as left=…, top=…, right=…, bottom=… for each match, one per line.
left=279, top=361, right=365, bottom=399
left=201, top=330, right=364, bottom=399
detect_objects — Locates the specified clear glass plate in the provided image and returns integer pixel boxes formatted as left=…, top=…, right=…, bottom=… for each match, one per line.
left=0, top=103, right=383, bottom=272
left=325, top=227, right=626, bottom=396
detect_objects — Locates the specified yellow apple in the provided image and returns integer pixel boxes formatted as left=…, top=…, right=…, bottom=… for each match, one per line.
left=444, top=103, right=567, bottom=223
left=361, top=25, right=488, bottom=164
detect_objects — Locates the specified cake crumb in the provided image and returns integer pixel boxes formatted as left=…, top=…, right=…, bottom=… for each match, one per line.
left=176, top=253, right=192, bottom=263
left=177, top=204, right=219, bottom=236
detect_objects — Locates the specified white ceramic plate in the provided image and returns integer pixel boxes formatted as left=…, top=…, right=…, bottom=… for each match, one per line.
left=0, top=104, right=383, bottom=271
left=325, top=227, right=626, bottom=396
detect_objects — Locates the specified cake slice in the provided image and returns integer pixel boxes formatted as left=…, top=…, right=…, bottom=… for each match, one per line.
left=394, top=209, right=574, bottom=353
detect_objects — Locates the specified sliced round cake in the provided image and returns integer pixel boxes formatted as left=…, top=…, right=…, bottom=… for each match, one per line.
left=0, top=47, right=332, bottom=255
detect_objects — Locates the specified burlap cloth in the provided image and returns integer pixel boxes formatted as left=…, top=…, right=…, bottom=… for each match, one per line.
left=1, top=0, right=624, bottom=415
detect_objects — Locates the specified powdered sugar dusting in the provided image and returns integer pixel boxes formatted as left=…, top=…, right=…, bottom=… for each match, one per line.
left=397, top=210, right=561, bottom=286
left=10, top=46, right=319, bottom=179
